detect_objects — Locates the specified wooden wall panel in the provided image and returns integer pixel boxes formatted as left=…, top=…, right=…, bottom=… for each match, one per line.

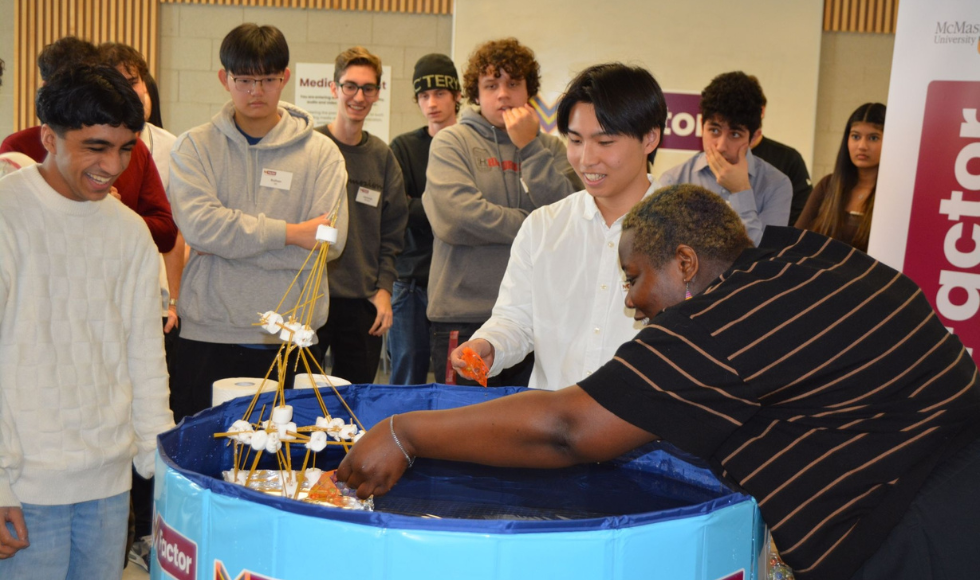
left=159, top=0, right=454, bottom=14
left=824, top=0, right=898, bottom=34
left=13, top=0, right=159, bottom=130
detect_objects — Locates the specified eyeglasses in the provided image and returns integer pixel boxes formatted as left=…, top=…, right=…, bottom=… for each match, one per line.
left=336, top=81, right=380, bottom=97
left=229, top=75, right=285, bottom=93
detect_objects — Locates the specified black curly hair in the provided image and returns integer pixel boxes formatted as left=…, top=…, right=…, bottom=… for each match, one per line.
left=38, top=37, right=99, bottom=82
left=36, top=65, right=145, bottom=136
left=462, top=38, right=540, bottom=104
left=699, top=71, right=765, bottom=135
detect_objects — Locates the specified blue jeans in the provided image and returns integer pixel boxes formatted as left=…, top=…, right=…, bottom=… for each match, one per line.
left=388, top=280, right=431, bottom=384
left=0, top=491, right=128, bottom=579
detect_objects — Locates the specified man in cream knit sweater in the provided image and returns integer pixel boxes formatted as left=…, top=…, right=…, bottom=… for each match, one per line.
left=0, top=65, right=175, bottom=578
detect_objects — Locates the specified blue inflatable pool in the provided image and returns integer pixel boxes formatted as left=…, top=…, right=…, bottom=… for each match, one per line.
left=152, top=384, right=766, bottom=580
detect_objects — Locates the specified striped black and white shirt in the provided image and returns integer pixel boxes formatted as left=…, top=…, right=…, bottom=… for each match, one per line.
left=580, top=227, right=980, bottom=579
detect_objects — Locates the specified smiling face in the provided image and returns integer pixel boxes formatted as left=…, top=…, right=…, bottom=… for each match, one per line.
left=619, top=230, right=687, bottom=321
left=565, top=103, right=658, bottom=209
left=219, top=68, right=289, bottom=129
left=701, top=115, right=753, bottom=165
left=847, top=121, right=883, bottom=169
left=331, top=64, right=380, bottom=125
left=476, top=68, right=528, bottom=129
left=40, top=123, right=137, bottom=202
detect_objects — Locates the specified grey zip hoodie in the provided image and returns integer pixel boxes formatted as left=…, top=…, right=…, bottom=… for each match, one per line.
left=422, top=107, right=582, bottom=323
left=169, top=101, right=349, bottom=344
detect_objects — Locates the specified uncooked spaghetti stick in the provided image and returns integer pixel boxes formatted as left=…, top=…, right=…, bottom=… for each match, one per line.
left=244, top=449, right=264, bottom=487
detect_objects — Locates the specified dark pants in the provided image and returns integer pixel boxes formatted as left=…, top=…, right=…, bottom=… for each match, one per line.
left=430, top=321, right=534, bottom=387
left=168, top=335, right=320, bottom=423
left=388, top=280, right=431, bottom=384
left=316, top=297, right=383, bottom=385
left=849, top=434, right=980, bottom=580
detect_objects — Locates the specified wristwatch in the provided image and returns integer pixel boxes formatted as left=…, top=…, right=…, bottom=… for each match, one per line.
left=168, top=298, right=178, bottom=307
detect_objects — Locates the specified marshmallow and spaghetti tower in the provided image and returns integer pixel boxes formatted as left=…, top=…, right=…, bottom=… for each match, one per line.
left=214, top=205, right=366, bottom=499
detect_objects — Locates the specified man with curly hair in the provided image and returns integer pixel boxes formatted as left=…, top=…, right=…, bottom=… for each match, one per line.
left=660, top=71, right=791, bottom=245
left=421, top=38, right=582, bottom=386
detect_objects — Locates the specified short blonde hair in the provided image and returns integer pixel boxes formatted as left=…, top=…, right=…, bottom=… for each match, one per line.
left=334, top=46, right=382, bottom=84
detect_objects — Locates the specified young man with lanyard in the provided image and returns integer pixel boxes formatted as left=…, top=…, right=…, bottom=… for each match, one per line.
left=659, top=70, right=792, bottom=245
left=0, top=64, right=175, bottom=579
left=167, top=23, right=349, bottom=421
left=315, top=46, right=407, bottom=385
left=387, top=54, right=461, bottom=384
left=422, top=38, right=582, bottom=386
left=451, top=63, right=664, bottom=390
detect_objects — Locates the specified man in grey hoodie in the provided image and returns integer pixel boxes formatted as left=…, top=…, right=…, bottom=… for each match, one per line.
left=167, top=24, right=349, bottom=421
left=422, top=38, right=581, bottom=386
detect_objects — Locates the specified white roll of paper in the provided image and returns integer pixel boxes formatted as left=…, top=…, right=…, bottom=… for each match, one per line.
left=293, top=373, right=352, bottom=390
left=212, top=377, right=278, bottom=407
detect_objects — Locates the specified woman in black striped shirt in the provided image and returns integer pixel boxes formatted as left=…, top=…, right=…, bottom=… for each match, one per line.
left=338, top=184, right=980, bottom=580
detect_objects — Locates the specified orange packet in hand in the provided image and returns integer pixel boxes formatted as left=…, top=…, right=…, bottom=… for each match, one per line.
left=457, top=346, right=489, bottom=387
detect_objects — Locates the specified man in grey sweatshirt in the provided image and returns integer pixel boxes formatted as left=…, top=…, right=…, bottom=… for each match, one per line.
left=167, top=24, right=349, bottom=421
left=422, top=38, right=581, bottom=386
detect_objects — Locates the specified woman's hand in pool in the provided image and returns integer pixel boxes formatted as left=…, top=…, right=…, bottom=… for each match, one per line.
left=337, top=414, right=415, bottom=499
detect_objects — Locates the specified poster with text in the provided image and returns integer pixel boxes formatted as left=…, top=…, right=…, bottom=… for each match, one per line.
left=294, top=63, right=392, bottom=142
left=870, top=0, right=980, bottom=359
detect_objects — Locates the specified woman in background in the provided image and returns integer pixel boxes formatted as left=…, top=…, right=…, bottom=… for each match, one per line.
left=795, top=102, right=885, bottom=252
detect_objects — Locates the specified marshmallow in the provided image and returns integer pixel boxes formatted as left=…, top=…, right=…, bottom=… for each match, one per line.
left=307, top=431, right=328, bottom=452
left=271, top=405, right=293, bottom=424
left=260, top=311, right=284, bottom=334
left=305, top=467, right=323, bottom=482
left=352, top=431, right=364, bottom=443
left=229, top=420, right=253, bottom=443
left=338, top=424, right=358, bottom=440
left=266, top=432, right=282, bottom=453
left=293, top=326, right=315, bottom=348
left=279, top=321, right=300, bottom=343
left=284, top=479, right=299, bottom=498
left=250, top=430, right=268, bottom=451
left=329, top=418, right=346, bottom=430
left=315, top=416, right=332, bottom=428
left=316, top=224, right=338, bottom=243
left=278, top=421, right=297, bottom=440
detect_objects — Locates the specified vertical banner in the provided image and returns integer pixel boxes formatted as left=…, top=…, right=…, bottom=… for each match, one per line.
left=869, top=1, right=980, bottom=359
left=293, top=63, right=393, bottom=142
left=660, top=92, right=703, bottom=153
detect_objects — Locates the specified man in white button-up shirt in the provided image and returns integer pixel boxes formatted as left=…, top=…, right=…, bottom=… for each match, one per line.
left=451, top=63, right=667, bottom=390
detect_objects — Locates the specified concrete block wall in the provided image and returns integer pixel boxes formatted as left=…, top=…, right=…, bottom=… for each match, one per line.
left=157, top=3, right=452, bottom=141
left=811, top=31, right=895, bottom=182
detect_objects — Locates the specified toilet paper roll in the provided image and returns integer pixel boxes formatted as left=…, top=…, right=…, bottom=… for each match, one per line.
left=212, top=377, right=278, bottom=407
left=293, top=373, right=352, bottom=390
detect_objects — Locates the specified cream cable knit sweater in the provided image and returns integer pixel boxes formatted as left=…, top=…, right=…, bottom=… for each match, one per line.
left=0, top=165, right=175, bottom=507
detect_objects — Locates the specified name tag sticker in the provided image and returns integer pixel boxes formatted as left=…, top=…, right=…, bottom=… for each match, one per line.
left=356, top=186, right=381, bottom=207
left=260, top=168, right=293, bottom=191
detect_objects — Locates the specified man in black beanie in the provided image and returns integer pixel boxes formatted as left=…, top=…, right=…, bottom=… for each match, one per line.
left=387, top=54, right=461, bottom=385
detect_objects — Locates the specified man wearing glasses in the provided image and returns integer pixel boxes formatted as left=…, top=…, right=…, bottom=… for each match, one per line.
left=314, top=47, right=407, bottom=385
left=167, top=23, right=349, bottom=421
